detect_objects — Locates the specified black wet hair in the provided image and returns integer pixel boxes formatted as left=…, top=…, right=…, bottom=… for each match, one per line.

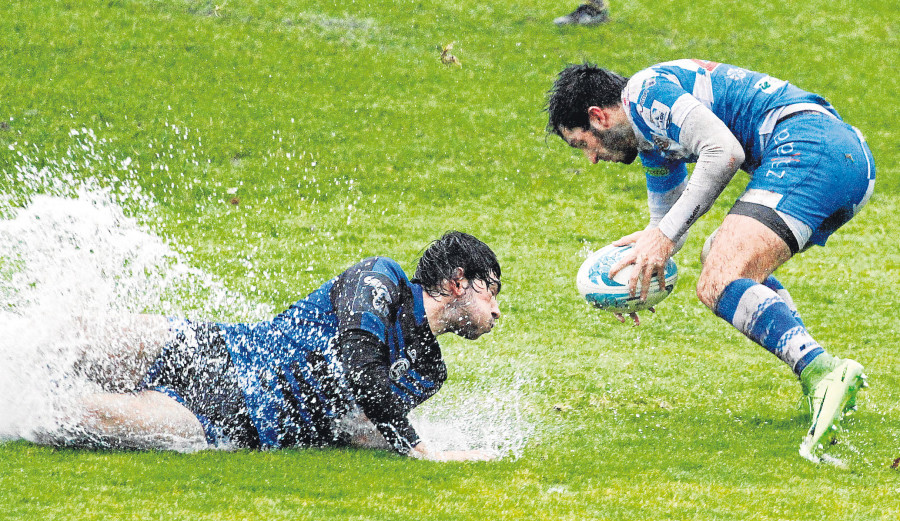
left=413, top=231, right=501, bottom=297
left=546, top=62, right=629, bottom=137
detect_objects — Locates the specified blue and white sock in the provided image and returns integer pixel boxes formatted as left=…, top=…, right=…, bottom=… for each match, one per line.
left=716, top=278, right=823, bottom=375
left=762, top=275, right=804, bottom=328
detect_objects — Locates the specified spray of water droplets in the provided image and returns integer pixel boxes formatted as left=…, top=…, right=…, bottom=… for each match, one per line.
left=1, top=130, right=270, bottom=448
left=411, top=373, right=533, bottom=459
left=1, top=127, right=532, bottom=457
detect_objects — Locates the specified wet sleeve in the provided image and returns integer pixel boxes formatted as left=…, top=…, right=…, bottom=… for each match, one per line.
left=655, top=106, right=746, bottom=244
left=339, top=330, right=420, bottom=454
left=334, top=266, right=401, bottom=345
left=641, top=154, right=690, bottom=253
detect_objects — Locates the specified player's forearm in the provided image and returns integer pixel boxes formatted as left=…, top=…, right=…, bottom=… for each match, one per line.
left=646, top=179, right=689, bottom=253
left=339, top=330, right=421, bottom=454
left=656, top=108, right=744, bottom=243
left=647, top=181, right=686, bottom=228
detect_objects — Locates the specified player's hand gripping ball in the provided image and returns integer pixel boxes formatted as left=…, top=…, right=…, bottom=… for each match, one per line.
left=576, top=244, right=678, bottom=314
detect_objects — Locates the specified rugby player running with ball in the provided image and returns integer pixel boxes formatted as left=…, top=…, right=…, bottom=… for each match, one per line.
left=546, top=60, right=874, bottom=462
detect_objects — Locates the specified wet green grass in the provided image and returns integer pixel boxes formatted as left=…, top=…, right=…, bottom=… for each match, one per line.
left=1, top=0, right=899, bottom=519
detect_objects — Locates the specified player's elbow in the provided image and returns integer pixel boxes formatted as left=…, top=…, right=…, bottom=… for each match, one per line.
left=726, top=142, right=745, bottom=171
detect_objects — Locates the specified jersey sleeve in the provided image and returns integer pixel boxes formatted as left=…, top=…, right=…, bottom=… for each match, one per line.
left=641, top=152, right=689, bottom=226
left=625, top=72, right=705, bottom=164
left=339, top=330, right=421, bottom=454
left=630, top=76, right=704, bottom=145
left=333, top=260, right=405, bottom=344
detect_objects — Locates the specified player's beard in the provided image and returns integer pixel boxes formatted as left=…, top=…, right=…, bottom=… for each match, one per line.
left=444, top=292, right=493, bottom=340
left=591, top=125, right=638, bottom=164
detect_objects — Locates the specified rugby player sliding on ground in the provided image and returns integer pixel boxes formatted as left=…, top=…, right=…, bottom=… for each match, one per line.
left=38, top=231, right=502, bottom=462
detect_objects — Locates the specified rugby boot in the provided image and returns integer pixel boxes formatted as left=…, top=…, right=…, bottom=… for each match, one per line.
left=798, top=358, right=866, bottom=462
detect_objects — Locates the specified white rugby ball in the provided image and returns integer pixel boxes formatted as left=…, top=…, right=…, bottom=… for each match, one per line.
left=576, top=244, right=678, bottom=314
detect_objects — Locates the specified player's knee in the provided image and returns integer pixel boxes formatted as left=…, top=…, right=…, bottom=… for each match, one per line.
left=695, top=272, right=722, bottom=311
left=700, top=228, right=718, bottom=265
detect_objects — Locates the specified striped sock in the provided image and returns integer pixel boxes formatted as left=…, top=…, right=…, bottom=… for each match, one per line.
left=762, top=275, right=804, bottom=328
left=716, top=278, right=823, bottom=375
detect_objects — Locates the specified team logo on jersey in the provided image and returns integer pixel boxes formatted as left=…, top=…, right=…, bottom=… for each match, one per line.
left=363, top=275, right=392, bottom=316
left=639, top=89, right=650, bottom=107
left=726, top=68, right=747, bottom=81
left=650, top=100, right=671, bottom=131
left=753, top=76, right=786, bottom=94
left=389, top=358, right=410, bottom=381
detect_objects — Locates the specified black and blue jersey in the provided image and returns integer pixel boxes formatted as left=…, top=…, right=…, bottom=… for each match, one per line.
left=213, top=256, right=445, bottom=453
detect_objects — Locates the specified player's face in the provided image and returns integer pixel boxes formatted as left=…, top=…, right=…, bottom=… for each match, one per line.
left=447, top=277, right=501, bottom=340
left=560, top=114, right=638, bottom=165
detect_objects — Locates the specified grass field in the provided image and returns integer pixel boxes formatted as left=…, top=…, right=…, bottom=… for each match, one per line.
left=1, top=0, right=899, bottom=519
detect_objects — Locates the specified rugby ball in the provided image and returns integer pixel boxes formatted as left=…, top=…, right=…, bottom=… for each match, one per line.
left=576, top=244, right=678, bottom=314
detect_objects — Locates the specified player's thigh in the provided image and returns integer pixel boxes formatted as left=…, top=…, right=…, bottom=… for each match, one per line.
left=697, top=214, right=791, bottom=309
left=136, top=390, right=206, bottom=436
left=80, top=390, right=206, bottom=445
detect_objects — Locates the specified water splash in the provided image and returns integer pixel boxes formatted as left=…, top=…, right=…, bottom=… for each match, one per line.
left=0, top=127, right=532, bottom=457
left=411, top=373, right=533, bottom=460
left=0, top=189, right=269, bottom=446
left=1, top=129, right=267, bottom=448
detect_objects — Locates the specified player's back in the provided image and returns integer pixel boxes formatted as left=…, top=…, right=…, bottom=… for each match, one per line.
left=639, top=59, right=833, bottom=157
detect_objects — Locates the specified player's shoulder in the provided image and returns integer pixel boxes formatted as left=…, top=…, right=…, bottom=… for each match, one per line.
left=333, top=257, right=409, bottom=322
left=623, top=66, right=660, bottom=107
left=623, top=60, right=696, bottom=108
left=371, top=257, right=409, bottom=282
left=342, top=256, right=409, bottom=288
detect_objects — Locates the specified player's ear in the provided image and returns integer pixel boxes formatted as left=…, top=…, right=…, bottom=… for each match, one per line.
left=587, top=105, right=613, bottom=130
left=448, top=267, right=467, bottom=296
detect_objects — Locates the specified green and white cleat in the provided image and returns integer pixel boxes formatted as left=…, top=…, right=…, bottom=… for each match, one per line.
left=799, top=359, right=866, bottom=463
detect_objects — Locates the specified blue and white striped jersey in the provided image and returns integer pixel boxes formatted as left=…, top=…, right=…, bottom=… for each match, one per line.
left=622, top=59, right=838, bottom=219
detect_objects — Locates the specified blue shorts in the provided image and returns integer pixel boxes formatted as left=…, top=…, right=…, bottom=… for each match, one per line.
left=732, top=112, right=875, bottom=253
left=141, top=320, right=260, bottom=448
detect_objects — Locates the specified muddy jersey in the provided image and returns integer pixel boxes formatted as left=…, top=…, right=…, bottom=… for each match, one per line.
left=219, top=257, right=445, bottom=453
